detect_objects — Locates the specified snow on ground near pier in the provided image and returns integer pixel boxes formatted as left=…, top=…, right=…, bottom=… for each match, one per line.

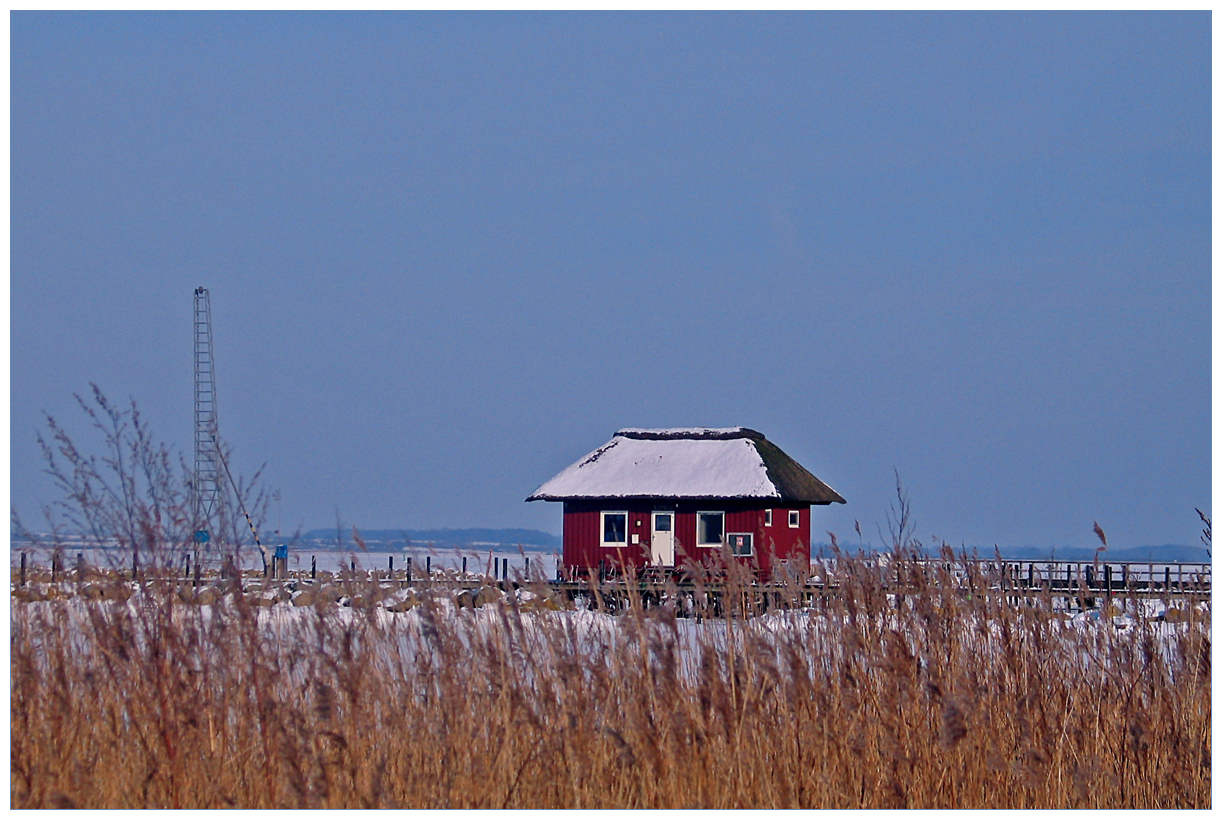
left=12, top=589, right=1209, bottom=687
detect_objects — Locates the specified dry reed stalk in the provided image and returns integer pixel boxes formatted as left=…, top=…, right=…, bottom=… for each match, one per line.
left=9, top=551, right=1211, bottom=809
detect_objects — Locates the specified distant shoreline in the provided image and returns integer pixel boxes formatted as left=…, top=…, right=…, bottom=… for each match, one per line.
left=9, top=531, right=1208, bottom=564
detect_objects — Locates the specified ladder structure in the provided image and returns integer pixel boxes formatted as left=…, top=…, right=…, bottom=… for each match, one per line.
left=193, top=287, right=221, bottom=544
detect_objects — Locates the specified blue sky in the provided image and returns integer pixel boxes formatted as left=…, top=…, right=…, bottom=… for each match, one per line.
left=10, top=12, right=1211, bottom=550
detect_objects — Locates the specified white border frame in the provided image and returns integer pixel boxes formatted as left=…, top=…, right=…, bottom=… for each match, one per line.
left=788, top=509, right=801, bottom=529
left=600, top=510, right=629, bottom=547
left=727, top=531, right=754, bottom=557
left=696, top=510, right=725, bottom=547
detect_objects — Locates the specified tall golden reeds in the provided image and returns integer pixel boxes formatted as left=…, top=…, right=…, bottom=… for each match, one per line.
left=11, top=393, right=1211, bottom=808
left=9, top=552, right=1211, bottom=809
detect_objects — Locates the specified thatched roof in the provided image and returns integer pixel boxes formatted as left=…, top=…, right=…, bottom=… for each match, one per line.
left=526, top=427, right=845, bottom=505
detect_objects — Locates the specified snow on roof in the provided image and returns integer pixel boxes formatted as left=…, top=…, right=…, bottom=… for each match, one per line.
left=526, top=428, right=846, bottom=504
left=614, top=427, right=758, bottom=440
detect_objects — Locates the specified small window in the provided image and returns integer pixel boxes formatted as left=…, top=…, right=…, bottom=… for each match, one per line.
left=788, top=510, right=800, bottom=528
left=697, top=512, right=724, bottom=547
left=601, top=511, right=628, bottom=546
left=764, top=509, right=772, bottom=527
left=728, top=532, right=753, bottom=557
left=654, top=513, right=672, bottom=532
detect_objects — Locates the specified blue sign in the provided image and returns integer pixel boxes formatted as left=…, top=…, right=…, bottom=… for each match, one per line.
left=194, top=530, right=210, bottom=544
left=274, top=544, right=288, bottom=560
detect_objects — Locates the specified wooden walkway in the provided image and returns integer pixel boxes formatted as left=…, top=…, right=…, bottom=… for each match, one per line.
left=14, top=552, right=1211, bottom=612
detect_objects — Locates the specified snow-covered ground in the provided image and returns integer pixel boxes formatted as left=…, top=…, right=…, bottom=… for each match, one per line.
left=12, top=584, right=1208, bottom=685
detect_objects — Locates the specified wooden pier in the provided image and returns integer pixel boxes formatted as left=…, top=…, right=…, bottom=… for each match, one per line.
left=13, top=551, right=1211, bottom=614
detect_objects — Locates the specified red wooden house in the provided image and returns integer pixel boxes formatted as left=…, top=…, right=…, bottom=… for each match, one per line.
left=526, top=428, right=845, bottom=577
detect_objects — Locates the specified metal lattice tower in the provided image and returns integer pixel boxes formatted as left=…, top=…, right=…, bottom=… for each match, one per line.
left=193, top=287, right=221, bottom=541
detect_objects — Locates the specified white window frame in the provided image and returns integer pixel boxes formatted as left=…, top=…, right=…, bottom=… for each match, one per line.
left=764, top=509, right=773, bottom=527
left=727, top=532, right=754, bottom=557
left=788, top=510, right=801, bottom=529
left=600, top=511, right=629, bottom=547
left=696, top=511, right=725, bottom=548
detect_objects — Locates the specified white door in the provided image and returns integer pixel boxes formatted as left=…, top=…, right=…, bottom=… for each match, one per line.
left=651, top=512, right=675, bottom=567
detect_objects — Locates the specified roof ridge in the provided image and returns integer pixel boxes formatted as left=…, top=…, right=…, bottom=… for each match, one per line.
left=614, top=427, right=763, bottom=441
